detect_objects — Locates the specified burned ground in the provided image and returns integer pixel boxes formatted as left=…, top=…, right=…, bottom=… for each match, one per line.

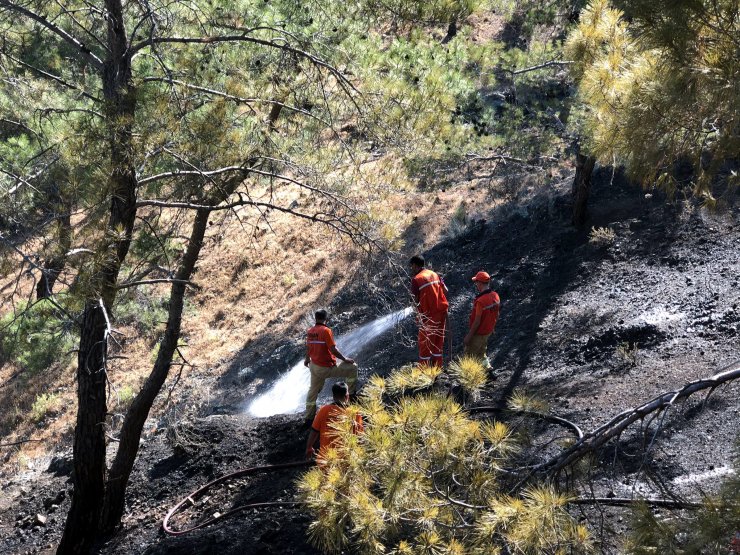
left=0, top=168, right=737, bottom=554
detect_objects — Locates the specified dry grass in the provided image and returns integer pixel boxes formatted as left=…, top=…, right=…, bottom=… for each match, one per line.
left=386, top=363, right=443, bottom=394
left=589, top=226, right=616, bottom=246
left=448, top=356, right=488, bottom=401
left=0, top=159, right=526, bottom=473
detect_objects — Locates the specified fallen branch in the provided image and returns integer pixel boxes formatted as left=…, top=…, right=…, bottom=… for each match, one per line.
left=465, top=153, right=527, bottom=165
left=569, top=496, right=703, bottom=510
left=0, top=438, right=43, bottom=448
left=540, top=360, right=740, bottom=474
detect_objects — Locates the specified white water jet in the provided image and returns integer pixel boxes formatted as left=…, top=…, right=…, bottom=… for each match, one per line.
left=246, top=307, right=413, bottom=417
left=672, top=465, right=735, bottom=486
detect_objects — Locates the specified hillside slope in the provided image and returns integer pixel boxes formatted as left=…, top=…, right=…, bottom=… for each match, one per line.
left=1, top=165, right=737, bottom=554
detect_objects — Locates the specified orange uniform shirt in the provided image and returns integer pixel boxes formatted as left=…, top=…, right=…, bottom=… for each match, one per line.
left=306, top=324, right=337, bottom=367
left=311, top=403, right=364, bottom=453
left=469, top=289, right=500, bottom=336
left=411, top=269, right=449, bottom=316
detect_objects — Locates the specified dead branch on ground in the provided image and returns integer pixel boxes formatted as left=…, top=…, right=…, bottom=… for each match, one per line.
left=538, top=360, right=740, bottom=475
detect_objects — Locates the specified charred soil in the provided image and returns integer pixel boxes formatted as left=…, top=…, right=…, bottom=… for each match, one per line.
left=1, top=170, right=738, bottom=554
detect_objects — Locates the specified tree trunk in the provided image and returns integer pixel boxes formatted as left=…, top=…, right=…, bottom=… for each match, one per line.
left=572, top=151, right=596, bottom=227
left=100, top=209, right=210, bottom=533
left=99, top=161, right=247, bottom=532
left=36, top=194, right=71, bottom=299
left=57, top=1, right=136, bottom=552
left=56, top=301, right=109, bottom=554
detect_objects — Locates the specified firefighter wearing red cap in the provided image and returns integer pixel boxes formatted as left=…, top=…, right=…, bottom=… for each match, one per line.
left=409, top=255, right=449, bottom=366
left=464, top=271, right=500, bottom=368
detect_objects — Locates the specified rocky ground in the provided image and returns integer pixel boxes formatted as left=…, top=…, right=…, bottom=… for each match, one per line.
left=1, top=168, right=738, bottom=554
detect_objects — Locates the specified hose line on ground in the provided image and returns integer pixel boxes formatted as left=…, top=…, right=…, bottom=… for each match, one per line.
left=468, top=406, right=585, bottom=440
left=162, top=460, right=312, bottom=536
left=162, top=408, right=580, bottom=535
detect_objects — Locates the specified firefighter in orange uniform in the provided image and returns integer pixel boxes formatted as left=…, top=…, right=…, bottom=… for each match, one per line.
left=463, top=271, right=500, bottom=368
left=304, top=309, right=358, bottom=423
left=305, top=381, right=364, bottom=461
left=409, top=255, right=449, bottom=366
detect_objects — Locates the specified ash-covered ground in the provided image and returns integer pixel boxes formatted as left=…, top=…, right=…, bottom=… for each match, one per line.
left=1, top=170, right=737, bottom=554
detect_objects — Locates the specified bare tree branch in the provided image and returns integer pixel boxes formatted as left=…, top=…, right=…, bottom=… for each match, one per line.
left=245, top=167, right=357, bottom=213
left=0, top=48, right=101, bottom=102
left=0, top=438, right=43, bottom=448
left=540, top=360, right=740, bottom=474
left=466, top=153, right=527, bottom=165
left=510, top=59, right=574, bottom=75
left=0, top=234, right=77, bottom=321
left=0, top=166, right=41, bottom=195
left=115, top=278, right=201, bottom=290
left=140, top=77, right=330, bottom=125
left=135, top=196, right=371, bottom=249
left=37, top=107, right=103, bottom=119
left=51, top=0, right=110, bottom=53
left=141, top=161, right=358, bottom=216
left=138, top=165, right=247, bottom=186
left=0, top=0, right=104, bottom=70
left=0, top=117, right=37, bottom=136
left=568, top=497, right=703, bottom=509
left=130, top=33, right=359, bottom=96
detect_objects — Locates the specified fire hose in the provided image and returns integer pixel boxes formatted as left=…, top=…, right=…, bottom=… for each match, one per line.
left=161, top=407, right=583, bottom=536
left=162, top=460, right=312, bottom=536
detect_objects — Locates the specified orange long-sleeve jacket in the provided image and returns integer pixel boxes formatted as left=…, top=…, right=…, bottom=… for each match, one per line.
left=469, top=289, right=500, bottom=335
left=411, top=268, right=449, bottom=316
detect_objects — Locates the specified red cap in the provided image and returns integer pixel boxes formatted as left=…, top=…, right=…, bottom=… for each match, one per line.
left=472, top=271, right=490, bottom=283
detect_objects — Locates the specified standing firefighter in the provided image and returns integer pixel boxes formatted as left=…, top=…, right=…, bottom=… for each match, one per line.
left=410, top=255, right=449, bottom=366
left=304, top=309, right=358, bottom=423
left=463, top=271, right=500, bottom=369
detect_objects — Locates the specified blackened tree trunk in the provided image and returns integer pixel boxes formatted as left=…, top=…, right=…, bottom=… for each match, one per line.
left=572, top=150, right=596, bottom=227
left=100, top=209, right=210, bottom=533
left=57, top=1, right=137, bottom=553
left=57, top=301, right=110, bottom=555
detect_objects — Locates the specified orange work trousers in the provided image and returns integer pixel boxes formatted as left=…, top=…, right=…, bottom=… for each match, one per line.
left=418, top=311, right=446, bottom=366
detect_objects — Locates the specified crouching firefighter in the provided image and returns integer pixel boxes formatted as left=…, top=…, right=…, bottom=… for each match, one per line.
left=305, top=381, right=364, bottom=461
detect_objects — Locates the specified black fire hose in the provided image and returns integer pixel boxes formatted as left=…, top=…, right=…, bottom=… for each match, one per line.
left=162, top=460, right=312, bottom=536
left=163, top=411, right=581, bottom=536
left=468, top=406, right=584, bottom=440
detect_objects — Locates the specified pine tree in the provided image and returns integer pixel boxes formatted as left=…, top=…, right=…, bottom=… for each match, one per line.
left=0, top=1, right=501, bottom=552
left=298, top=362, right=592, bottom=554
left=566, top=0, right=739, bottom=207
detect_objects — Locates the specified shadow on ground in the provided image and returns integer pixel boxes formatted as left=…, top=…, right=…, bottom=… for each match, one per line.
left=210, top=168, right=690, bottom=418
